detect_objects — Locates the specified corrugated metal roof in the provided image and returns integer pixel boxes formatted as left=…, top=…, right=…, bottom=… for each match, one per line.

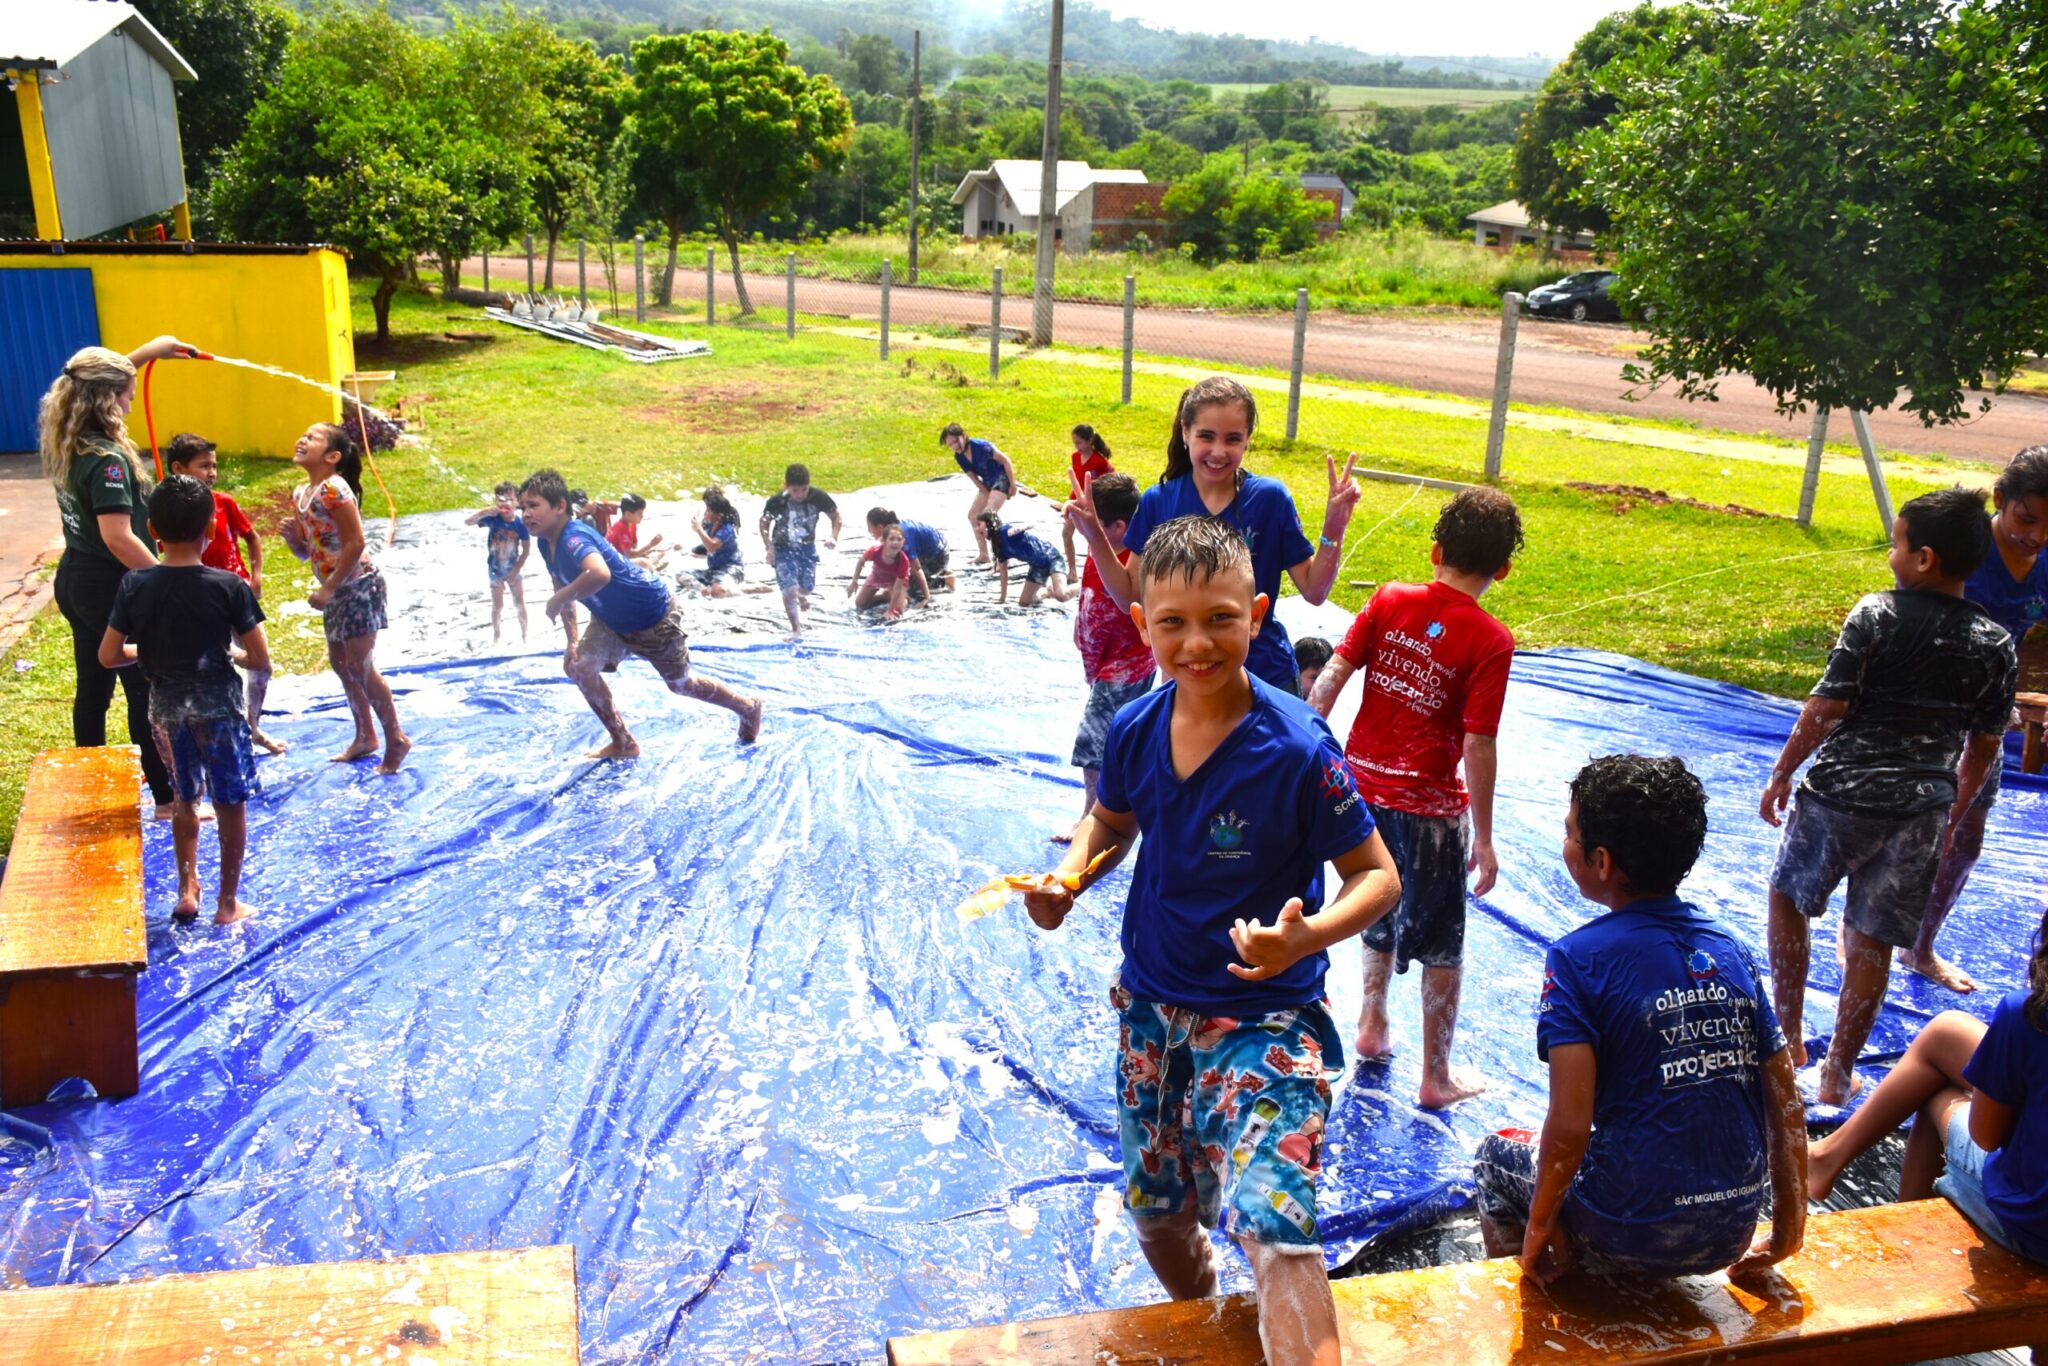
left=1, top=1, right=196, bottom=81
left=950, top=161, right=1148, bottom=216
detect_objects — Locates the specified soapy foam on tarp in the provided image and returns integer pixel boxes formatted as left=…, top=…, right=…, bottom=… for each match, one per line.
left=1, top=476, right=2040, bottom=1363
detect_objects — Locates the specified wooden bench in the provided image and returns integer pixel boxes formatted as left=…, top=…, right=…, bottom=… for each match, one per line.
left=888, top=1200, right=2048, bottom=1365
left=0, top=1244, right=580, bottom=1363
left=2018, top=691, right=2046, bottom=774
left=0, top=745, right=146, bottom=1108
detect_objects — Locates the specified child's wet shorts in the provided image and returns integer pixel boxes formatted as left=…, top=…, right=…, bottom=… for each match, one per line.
left=691, top=565, right=743, bottom=589
left=1934, top=1103, right=2048, bottom=1264
left=487, top=549, right=522, bottom=584
left=1769, top=790, right=1945, bottom=949
left=1361, top=802, right=1471, bottom=972
left=1018, top=555, right=1054, bottom=587
left=1072, top=675, right=1153, bottom=769
left=154, top=713, right=260, bottom=807
left=914, top=551, right=949, bottom=596
left=773, top=544, right=818, bottom=593
left=579, top=606, right=691, bottom=684
left=322, top=567, right=388, bottom=643
left=1111, top=980, right=1336, bottom=1250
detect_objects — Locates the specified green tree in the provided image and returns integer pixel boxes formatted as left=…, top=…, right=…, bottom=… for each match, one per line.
left=839, top=31, right=907, bottom=96
left=1584, top=0, right=2048, bottom=423
left=630, top=30, right=853, bottom=314
left=806, top=124, right=910, bottom=231
left=1159, top=153, right=1236, bottom=263
left=521, top=30, right=628, bottom=288
left=1512, top=3, right=1711, bottom=237
left=132, top=0, right=294, bottom=216
left=1105, top=130, right=1203, bottom=183
left=1222, top=171, right=1330, bottom=259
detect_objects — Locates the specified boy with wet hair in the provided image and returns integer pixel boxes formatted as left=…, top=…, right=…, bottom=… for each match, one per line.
left=520, top=468, right=763, bottom=755
left=1292, top=637, right=1332, bottom=700
left=464, top=481, right=531, bottom=644
left=1057, top=470, right=1154, bottom=842
left=1308, top=486, right=1522, bottom=1109
left=1763, top=486, right=2017, bottom=1106
left=1025, top=515, right=1400, bottom=1366
left=607, top=492, right=663, bottom=560
left=1477, top=754, right=1805, bottom=1283
left=99, top=474, right=271, bottom=925
left=165, top=432, right=283, bottom=754
left=760, top=463, right=841, bottom=638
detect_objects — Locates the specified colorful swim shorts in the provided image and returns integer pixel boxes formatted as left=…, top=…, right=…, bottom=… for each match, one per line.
left=1111, top=980, right=1336, bottom=1249
left=323, top=566, right=388, bottom=644
left=155, top=713, right=260, bottom=807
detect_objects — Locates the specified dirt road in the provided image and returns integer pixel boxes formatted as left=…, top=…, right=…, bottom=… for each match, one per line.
left=486, top=258, right=2045, bottom=464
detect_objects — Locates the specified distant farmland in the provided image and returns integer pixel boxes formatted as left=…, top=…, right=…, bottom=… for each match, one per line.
left=1207, top=83, right=1534, bottom=114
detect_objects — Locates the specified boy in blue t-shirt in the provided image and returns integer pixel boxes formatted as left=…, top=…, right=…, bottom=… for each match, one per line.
left=519, top=468, right=763, bottom=757
left=1025, top=515, right=1399, bottom=1366
left=1475, top=755, right=1806, bottom=1283
left=464, top=481, right=531, bottom=643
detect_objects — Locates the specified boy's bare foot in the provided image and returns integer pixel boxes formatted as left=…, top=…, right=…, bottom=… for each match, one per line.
left=156, top=802, right=215, bottom=822
left=331, top=737, right=378, bottom=763
left=738, top=699, right=765, bottom=744
left=1898, top=947, right=1977, bottom=993
left=972, top=554, right=991, bottom=565
left=376, top=733, right=413, bottom=775
left=214, top=899, right=256, bottom=926
left=585, top=736, right=641, bottom=760
left=1051, top=825, right=1076, bottom=845
left=252, top=730, right=288, bottom=755
left=1419, top=1067, right=1490, bottom=1109
left=172, top=889, right=201, bottom=922
left=1355, top=1016, right=1394, bottom=1061
left=1815, top=1070, right=1866, bottom=1108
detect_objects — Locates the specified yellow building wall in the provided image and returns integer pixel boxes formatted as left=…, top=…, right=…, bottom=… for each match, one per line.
left=0, top=250, right=353, bottom=459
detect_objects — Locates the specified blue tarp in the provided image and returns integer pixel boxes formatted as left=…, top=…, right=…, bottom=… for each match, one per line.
left=2, top=611, right=2042, bottom=1363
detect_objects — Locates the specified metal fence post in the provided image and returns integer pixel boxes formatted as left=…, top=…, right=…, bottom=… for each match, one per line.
left=1285, top=288, right=1308, bottom=442
left=577, top=239, right=587, bottom=308
left=786, top=253, right=797, bottom=339
left=1484, top=292, right=1523, bottom=482
left=632, top=235, right=645, bottom=322
left=990, top=267, right=1003, bottom=381
left=482, top=248, right=490, bottom=295
left=1848, top=409, right=1896, bottom=536
left=1796, top=407, right=1830, bottom=528
left=880, top=258, right=892, bottom=361
left=706, top=246, right=717, bottom=328
left=524, top=234, right=535, bottom=294
left=1121, top=275, right=1135, bottom=405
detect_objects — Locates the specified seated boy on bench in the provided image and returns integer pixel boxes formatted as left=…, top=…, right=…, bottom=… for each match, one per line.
left=1477, top=754, right=1806, bottom=1282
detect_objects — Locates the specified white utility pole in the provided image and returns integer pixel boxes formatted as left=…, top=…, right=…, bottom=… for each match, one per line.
left=1031, top=0, right=1064, bottom=347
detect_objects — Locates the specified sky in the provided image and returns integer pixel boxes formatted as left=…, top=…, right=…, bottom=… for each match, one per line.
left=1076, top=0, right=1642, bottom=64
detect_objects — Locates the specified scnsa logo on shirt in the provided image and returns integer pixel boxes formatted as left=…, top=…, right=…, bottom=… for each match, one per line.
left=1687, top=949, right=1718, bottom=981
left=1317, top=757, right=1362, bottom=816
left=1425, top=620, right=1444, bottom=640
left=1208, top=810, right=1250, bottom=858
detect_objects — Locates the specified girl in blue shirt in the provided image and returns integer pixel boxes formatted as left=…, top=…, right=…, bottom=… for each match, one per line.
left=940, top=421, right=1018, bottom=567
left=1810, top=907, right=2048, bottom=1267
left=976, top=511, right=1073, bottom=607
left=1064, top=376, right=1362, bottom=695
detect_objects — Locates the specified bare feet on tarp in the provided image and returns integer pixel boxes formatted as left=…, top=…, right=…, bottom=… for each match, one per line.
left=1898, top=947, right=1977, bottom=994
left=252, top=731, right=288, bottom=755
left=331, top=737, right=378, bottom=763
left=214, top=899, right=256, bottom=926
left=585, top=736, right=641, bottom=761
left=376, top=733, right=413, bottom=775
left=1419, top=1067, right=1490, bottom=1110
left=739, top=698, right=765, bottom=744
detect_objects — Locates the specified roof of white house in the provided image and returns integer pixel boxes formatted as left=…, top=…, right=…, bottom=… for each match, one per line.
left=0, top=1, right=196, bottom=80
left=1466, top=199, right=1537, bottom=229
left=950, top=160, right=1147, bottom=217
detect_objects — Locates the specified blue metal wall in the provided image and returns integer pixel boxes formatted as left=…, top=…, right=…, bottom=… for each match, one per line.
left=0, top=269, right=100, bottom=453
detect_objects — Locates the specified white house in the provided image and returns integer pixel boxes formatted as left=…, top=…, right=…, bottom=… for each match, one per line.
left=1465, top=199, right=1597, bottom=252
left=949, top=160, right=1148, bottom=251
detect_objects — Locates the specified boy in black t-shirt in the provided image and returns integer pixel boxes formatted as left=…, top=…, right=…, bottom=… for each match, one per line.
left=1761, top=487, right=2017, bottom=1106
left=758, top=463, right=841, bottom=639
left=100, top=475, right=272, bottom=925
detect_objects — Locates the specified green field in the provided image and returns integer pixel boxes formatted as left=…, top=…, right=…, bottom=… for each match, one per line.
left=1206, top=83, right=1534, bottom=110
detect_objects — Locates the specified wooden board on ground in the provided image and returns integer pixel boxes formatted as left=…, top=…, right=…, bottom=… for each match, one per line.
left=0, top=745, right=145, bottom=974
left=0, top=1245, right=580, bottom=1364
left=888, top=1200, right=2048, bottom=1365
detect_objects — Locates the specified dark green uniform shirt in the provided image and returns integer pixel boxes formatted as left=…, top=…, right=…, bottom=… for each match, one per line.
left=56, top=438, right=150, bottom=568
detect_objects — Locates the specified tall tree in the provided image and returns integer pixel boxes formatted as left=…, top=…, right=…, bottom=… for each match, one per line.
left=131, top=0, right=294, bottom=219
left=528, top=35, right=628, bottom=289
left=1585, top=0, right=2048, bottom=423
left=630, top=30, right=853, bottom=314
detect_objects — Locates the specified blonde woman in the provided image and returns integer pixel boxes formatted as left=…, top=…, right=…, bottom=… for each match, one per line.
left=41, top=337, right=197, bottom=814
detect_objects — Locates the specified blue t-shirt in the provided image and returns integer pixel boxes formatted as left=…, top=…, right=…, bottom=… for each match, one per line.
left=1962, top=990, right=2048, bottom=1262
left=1124, top=473, right=1317, bottom=692
left=1096, top=674, right=1376, bottom=1017
left=538, top=519, right=669, bottom=634
left=478, top=511, right=528, bottom=575
left=706, top=522, right=742, bottom=574
left=993, top=523, right=1057, bottom=572
left=1966, top=547, right=2048, bottom=648
left=899, top=519, right=945, bottom=559
left=954, top=438, right=1007, bottom=487
left=1538, top=896, right=1789, bottom=1275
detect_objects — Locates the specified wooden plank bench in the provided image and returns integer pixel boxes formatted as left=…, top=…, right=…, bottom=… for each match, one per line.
left=2018, top=691, right=2046, bottom=774
left=888, top=1199, right=2048, bottom=1365
left=0, top=1244, right=581, bottom=1363
left=0, top=745, right=146, bottom=1109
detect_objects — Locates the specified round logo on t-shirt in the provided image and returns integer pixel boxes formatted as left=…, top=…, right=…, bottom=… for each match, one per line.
left=1687, top=949, right=1719, bottom=981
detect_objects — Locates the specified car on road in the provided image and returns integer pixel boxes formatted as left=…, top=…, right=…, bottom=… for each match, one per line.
left=1525, top=269, right=1634, bottom=323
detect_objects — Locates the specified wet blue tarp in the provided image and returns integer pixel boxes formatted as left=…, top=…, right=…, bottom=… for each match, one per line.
left=2, top=616, right=2042, bottom=1363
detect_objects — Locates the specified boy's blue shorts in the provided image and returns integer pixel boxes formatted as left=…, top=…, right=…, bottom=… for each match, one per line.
left=156, top=714, right=260, bottom=807
left=773, top=545, right=818, bottom=593
left=1111, top=979, right=1334, bottom=1249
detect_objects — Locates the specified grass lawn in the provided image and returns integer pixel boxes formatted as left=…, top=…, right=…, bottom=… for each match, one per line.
left=0, top=280, right=1970, bottom=848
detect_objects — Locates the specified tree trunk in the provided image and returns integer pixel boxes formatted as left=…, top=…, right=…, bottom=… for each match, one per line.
left=723, top=227, right=754, bottom=315
left=543, top=227, right=559, bottom=291
left=657, top=229, right=679, bottom=306
left=438, top=252, right=460, bottom=299
left=373, top=276, right=397, bottom=342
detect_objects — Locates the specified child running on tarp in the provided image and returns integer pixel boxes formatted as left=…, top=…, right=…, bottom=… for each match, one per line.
left=1476, top=754, right=1806, bottom=1284
left=1064, top=376, right=1362, bottom=696
left=607, top=493, right=664, bottom=561
left=760, top=463, right=841, bottom=638
left=688, top=487, right=748, bottom=596
left=1763, top=487, right=2017, bottom=1105
left=1810, top=906, right=2048, bottom=1269
left=101, top=475, right=271, bottom=924
left=941, top=422, right=1017, bottom=565
left=867, top=507, right=954, bottom=596
left=1062, top=423, right=1115, bottom=579
left=978, top=511, right=1073, bottom=607
left=1024, top=516, right=1399, bottom=1366
left=1907, top=446, right=2048, bottom=994
left=1056, top=471, right=1153, bottom=843
left=1307, top=487, right=1522, bottom=1109
left=464, top=481, right=531, bottom=644
left=165, top=432, right=283, bottom=754
left=280, top=423, right=410, bottom=774
left=522, top=468, right=763, bottom=756
left=846, top=521, right=929, bottom=620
